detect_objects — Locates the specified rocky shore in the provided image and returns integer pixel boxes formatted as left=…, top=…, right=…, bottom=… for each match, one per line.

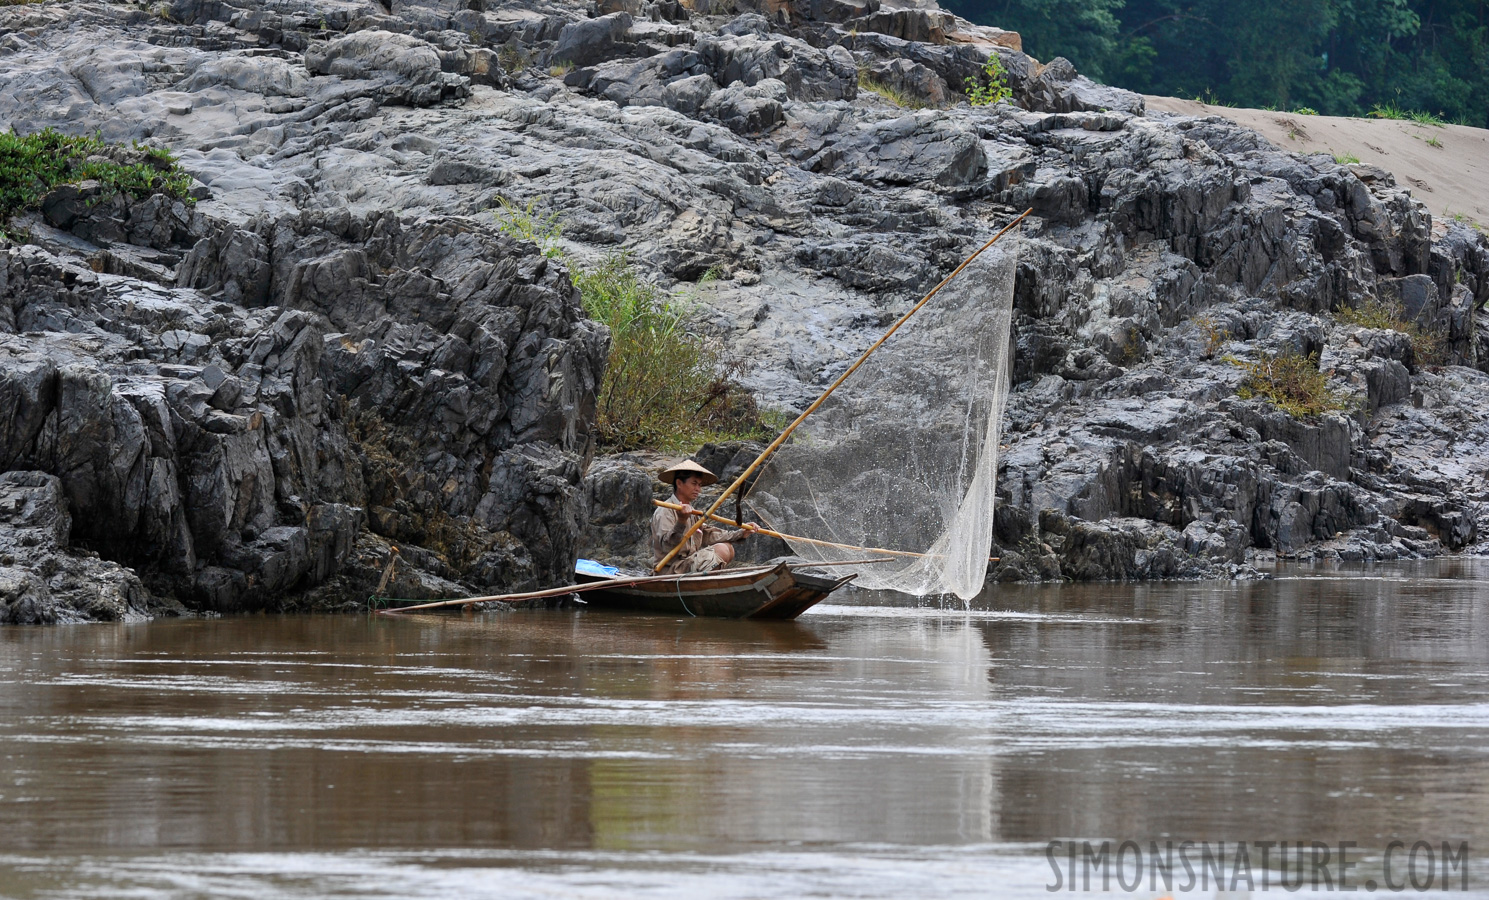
left=2, top=0, right=1488, bottom=622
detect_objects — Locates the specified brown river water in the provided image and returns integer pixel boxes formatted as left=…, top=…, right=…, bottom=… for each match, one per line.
left=1, top=561, right=1487, bottom=898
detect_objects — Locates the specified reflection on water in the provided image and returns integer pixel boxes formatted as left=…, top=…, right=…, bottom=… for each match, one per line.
left=1, top=561, right=1488, bottom=897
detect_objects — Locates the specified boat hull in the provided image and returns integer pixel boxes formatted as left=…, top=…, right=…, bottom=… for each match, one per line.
left=576, top=563, right=850, bottom=620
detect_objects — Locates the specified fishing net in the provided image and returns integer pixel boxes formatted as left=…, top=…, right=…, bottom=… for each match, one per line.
left=747, top=239, right=1019, bottom=600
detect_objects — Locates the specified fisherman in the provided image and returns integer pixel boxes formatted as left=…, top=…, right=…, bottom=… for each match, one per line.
left=652, top=459, right=759, bottom=574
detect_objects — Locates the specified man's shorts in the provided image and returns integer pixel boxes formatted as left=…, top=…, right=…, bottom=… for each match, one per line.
left=667, top=546, right=725, bottom=575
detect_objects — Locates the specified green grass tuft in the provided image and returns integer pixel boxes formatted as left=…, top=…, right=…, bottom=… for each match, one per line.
left=1231, top=350, right=1350, bottom=419
left=0, top=128, right=194, bottom=225
left=1333, top=151, right=1361, bottom=164
left=1369, top=103, right=1447, bottom=126
left=857, top=69, right=929, bottom=109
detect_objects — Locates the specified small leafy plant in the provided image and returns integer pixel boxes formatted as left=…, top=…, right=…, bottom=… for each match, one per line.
left=964, top=55, right=1013, bottom=107
left=493, top=196, right=563, bottom=258
left=1195, top=315, right=1231, bottom=357
left=1333, top=151, right=1361, bottom=164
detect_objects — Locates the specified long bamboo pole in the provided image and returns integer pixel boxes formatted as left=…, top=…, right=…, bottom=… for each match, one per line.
left=654, top=208, right=1032, bottom=573
left=376, top=558, right=893, bottom=615
left=652, top=500, right=1000, bottom=563
left=375, top=570, right=715, bottom=614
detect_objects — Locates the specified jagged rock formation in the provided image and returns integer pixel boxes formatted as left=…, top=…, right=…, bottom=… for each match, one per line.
left=3, top=0, right=1489, bottom=619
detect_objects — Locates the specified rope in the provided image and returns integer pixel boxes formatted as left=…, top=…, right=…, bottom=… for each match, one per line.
left=674, top=575, right=696, bottom=618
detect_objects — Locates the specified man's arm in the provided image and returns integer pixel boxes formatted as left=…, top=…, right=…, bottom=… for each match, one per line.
left=654, top=506, right=690, bottom=545
left=701, top=522, right=759, bottom=545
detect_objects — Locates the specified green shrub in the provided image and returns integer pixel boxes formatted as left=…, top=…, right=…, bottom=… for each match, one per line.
left=574, top=255, right=766, bottom=451
left=964, top=54, right=1013, bottom=107
left=492, top=198, right=769, bottom=452
left=1230, top=350, right=1349, bottom=419
left=1336, top=297, right=1444, bottom=365
left=0, top=128, right=193, bottom=224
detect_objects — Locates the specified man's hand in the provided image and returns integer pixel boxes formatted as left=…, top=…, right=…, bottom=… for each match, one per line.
left=680, top=503, right=696, bottom=518
left=741, top=522, right=760, bottom=536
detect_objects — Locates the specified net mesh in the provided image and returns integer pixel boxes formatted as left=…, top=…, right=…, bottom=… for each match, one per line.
left=747, top=240, right=1018, bottom=600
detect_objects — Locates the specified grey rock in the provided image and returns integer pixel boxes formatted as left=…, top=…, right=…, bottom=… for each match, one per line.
left=305, top=31, right=470, bottom=106
left=0, top=470, right=165, bottom=623
left=862, top=57, right=949, bottom=107
left=552, top=12, right=635, bottom=68
left=696, top=32, right=857, bottom=102
left=3, top=0, right=1489, bottom=602
left=701, top=77, right=788, bottom=133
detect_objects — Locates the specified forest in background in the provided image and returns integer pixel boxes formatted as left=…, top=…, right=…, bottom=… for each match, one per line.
left=942, top=0, right=1489, bottom=126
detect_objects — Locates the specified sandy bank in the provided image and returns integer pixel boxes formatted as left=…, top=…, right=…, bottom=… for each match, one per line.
left=1147, top=96, right=1489, bottom=228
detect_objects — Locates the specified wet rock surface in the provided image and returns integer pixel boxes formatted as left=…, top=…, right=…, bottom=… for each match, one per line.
left=3, top=0, right=1488, bottom=615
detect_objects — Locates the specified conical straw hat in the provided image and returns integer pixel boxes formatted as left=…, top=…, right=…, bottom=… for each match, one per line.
left=659, top=459, right=718, bottom=486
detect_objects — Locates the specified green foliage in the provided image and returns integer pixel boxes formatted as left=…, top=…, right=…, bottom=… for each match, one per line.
left=964, top=54, right=1014, bottom=106
left=1448, top=211, right=1482, bottom=231
left=858, top=69, right=931, bottom=108
left=941, top=0, right=1489, bottom=127
left=1335, top=297, right=1444, bottom=365
left=1370, top=102, right=1448, bottom=125
left=574, top=255, right=767, bottom=452
left=1230, top=350, right=1349, bottom=418
left=493, top=196, right=563, bottom=258
left=1293, top=106, right=1319, bottom=115
left=944, top=0, right=1131, bottom=82
left=0, top=128, right=193, bottom=224
left=1425, top=134, right=1443, bottom=147
left=1333, top=150, right=1361, bottom=164
left=492, top=197, right=768, bottom=452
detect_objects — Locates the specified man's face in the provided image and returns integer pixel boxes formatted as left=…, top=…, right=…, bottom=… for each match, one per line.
left=675, top=475, right=702, bottom=505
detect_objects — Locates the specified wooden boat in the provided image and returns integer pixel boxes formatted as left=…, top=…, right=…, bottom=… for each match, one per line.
left=573, top=561, right=853, bottom=620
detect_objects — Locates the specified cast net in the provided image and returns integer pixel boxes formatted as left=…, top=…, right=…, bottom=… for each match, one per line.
left=746, top=239, right=1018, bottom=600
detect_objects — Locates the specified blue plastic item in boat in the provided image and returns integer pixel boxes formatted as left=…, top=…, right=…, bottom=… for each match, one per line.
left=575, top=558, right=620, bottom=578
